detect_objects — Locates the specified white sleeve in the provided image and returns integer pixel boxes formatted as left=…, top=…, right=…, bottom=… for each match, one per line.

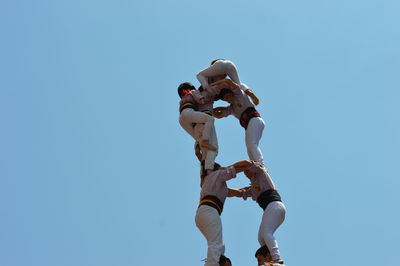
left=240, top=83, right=250, bottom=92
left=220, top=166, right=237, bottom=181
left=197, top=60, right=241, bottom=88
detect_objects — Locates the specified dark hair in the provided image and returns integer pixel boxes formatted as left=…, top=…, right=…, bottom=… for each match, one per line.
left=255, top=245, right=270, bottom=258
left=219, top=255, right=231, bottom=265
left=201, top=161, right=221, bottom=181
left=211, top=59, right=224, bottom=65
left=217, top=88, right=233, bottom=100
left=177, top=82, right=196, bottom=98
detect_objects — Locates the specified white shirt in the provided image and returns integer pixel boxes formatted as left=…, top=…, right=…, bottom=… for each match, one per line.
left=200, top=166, right=237, bottom=204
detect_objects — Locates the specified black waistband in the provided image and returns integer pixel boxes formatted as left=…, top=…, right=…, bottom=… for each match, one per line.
left=256, top=189, right=282, bottom=210
left=239, top=107, right=261, bottom=129
left=179, top=102, right=197, bottom=113
left=199, top=195, right=224, bottom=215
left=201, top=110, right=212, bottom=116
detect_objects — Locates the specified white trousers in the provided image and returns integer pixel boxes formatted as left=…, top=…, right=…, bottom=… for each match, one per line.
left=245, top=117, right=265, bottom=164
left=179, top=109, right=218, bottom=170
left=258, top=201, right=286, bottom=261
left=195, top=205, right=224, bottom=266
left=194, top=123, right=218, bottom=170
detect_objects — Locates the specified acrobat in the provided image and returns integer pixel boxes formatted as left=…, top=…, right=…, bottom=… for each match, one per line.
left=232, top=161, right=286, bottom=266
left=195, top=160, right=252, bottom=266
left=197, top=59, right=265, bottom=164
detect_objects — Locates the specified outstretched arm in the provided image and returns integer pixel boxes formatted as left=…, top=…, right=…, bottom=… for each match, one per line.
left=227, top=188, right=245, bottom=198
left=213, top=106, right=231, bottom=119
left=227, top=186, right=252, bottom=200
left=231, top=160, right=253, bottom=173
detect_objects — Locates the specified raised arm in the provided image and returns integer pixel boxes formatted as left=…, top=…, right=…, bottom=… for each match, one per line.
left=231, top=160, right=253, bottom=173
left=241, top=83, right=260, bottom=105
left=245, top=88, right=260, bottom=105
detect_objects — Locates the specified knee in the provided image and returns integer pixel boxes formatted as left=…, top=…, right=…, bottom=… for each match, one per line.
left=263, top=231, right=275, bottom=241
left=206, top=116, right=215, bottom=124
left=224, top=60, right=237, bottom=72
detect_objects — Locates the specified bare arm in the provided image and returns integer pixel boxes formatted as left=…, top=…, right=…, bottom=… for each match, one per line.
left=245, top=89, right=260, bottom=105
left=194, top=142, right=202, bottom=162
left=231, top=160, right=253, bottom=173
left=227, top=186, right=252, bottom=200
left=213, top=106, right=230, bottom=119
left=227, top=188, right=245, bottom=198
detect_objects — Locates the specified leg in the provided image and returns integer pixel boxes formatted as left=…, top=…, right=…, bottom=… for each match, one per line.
left=203, top=123, right=218, bottom=170
left=193, top=123, right=218, bottom=170
left=181, top=109, right=216, bottom=150
left=245, top=117, right=265, bottom=163
left=195, top=205, right=225, bottom=266
left=179, top=115, right=196, bottom=139
left=197, top=60, right=241, bottom=86
left=258, top=201, right=286, bottom=261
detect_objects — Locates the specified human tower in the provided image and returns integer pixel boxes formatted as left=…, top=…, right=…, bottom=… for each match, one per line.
left=178, top=59, right=286, bottom=266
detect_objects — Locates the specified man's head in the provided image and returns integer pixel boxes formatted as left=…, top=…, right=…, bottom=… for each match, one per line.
left=200, top=162, right=222, bottom=185
left=245, top=162, right=263, bottom=179
left=255, top=245, right=272, bottom=266
left=218, top=88, right=234, bottom=104
left=219, top=255, right=232, bottom=266
left=210, top=58, right=223, bottom=65
left=177, top=82, right=196, bottom=98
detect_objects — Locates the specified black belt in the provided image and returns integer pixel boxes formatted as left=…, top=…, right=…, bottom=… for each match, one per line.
left=256, top=189, right=282, bottom=210
left=199, top=195, right=224, bottom=215
left=179, top=102, right=197, bottom=113
left=239, top=107, right=261, bottom=129
left=201, top=110, right=212, bottom=116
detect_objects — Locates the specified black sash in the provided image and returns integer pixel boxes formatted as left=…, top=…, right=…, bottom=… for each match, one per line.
left=256, top=189, right=282, bottom=210
left=239, top=107, right=261, bottom=129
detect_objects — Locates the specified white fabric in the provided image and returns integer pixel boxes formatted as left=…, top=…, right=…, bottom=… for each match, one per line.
left=194, top=123, right=218, bottom=170
left=258, top=201, right=286, bottom=261
left=199, top=166, right=236, bottom=202
left=197, top=60, right=241, bottom=88
left=179, top=108, right=214, bottom=140
left=195, top=205, right=225, bottom=266
left=245, top=117, right=265, bottom=163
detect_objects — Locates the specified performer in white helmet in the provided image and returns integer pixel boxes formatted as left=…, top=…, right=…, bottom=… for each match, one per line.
left=179, top=79, right=239, bottom=171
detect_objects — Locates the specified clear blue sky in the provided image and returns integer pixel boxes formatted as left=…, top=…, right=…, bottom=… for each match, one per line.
left=1, top=0, right=399, bottom=265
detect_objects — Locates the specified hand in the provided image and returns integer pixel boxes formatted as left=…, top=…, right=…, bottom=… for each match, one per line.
left=195, top=143, right=202, bottom=162
left=198, top=97, right=205, bottom=105
left=235, top=160, right=253, bottom=172
left=209, top=79, right=239, bottom=89
left=245, top=89, right=259, bottom=105
left=212, top=107, right=226, bottom=119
